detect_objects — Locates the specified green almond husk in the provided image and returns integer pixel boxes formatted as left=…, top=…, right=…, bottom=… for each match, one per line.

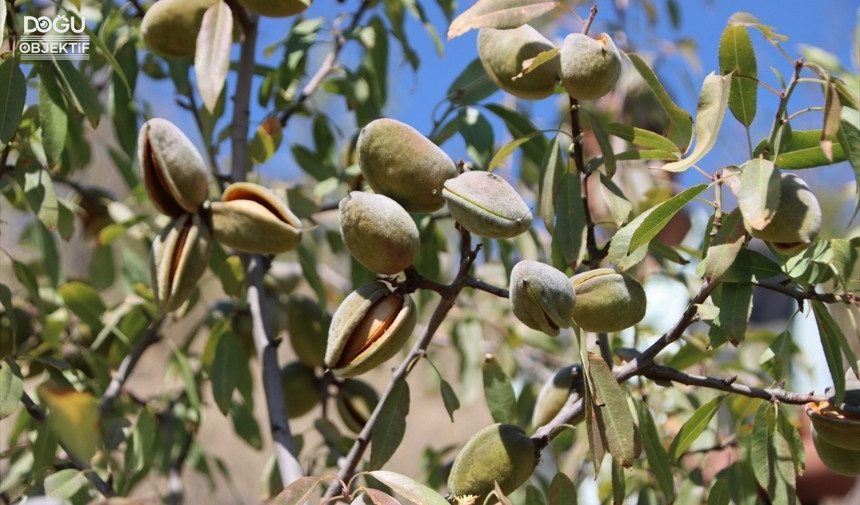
left=509, top=260, right=576, bottom=336
left=442, top=170, right=532, bottom=238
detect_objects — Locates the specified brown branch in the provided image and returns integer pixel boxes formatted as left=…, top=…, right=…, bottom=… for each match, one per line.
left=20, top=391, right=117, bottom=498
left=323, top=228, right=481, bottom=499
left=753, top=280, right=853, bottom=309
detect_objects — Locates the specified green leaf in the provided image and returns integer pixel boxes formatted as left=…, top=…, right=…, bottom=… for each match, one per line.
left=538, top=134, right=562, bottom=230
left=776, top=408, right=805, bottom=476
left=84, top=24, right=131, bottom=95
left=627, top=183, right=708, bottom=254
left=703, top=209, right=746, bottom=282
left=553, top=171, right=586, bottom=268
left=0, top=359, right=23, bottom=419
left=370, top=380, right=410, bottom=469
left=753, top=129, right=846, bottom=168
left=203, top=326, right=240, bottom=415
left=838, top=107, right=860, bottom=221
left=719, top=248, right=782, bottom=283
left=482, top=354, right=518, bottom=425
left=587, top=352, right=635, bottom=466
left=447, top=0, right=558, bottom=39
left=38, top=66, right=69, bottom=169
left=585, top=111, right=617, bottom=178
left=38, top=384, right=101, bottom=461
left=362, top=488, right=401, bottom=505
left=195, top=2, right=232, bottom=112
left=516, top=47, right=559, bottom=79
left=34, top=220, right=63, bottom=288
left=0, top=58, right=25, bottom=144
left=298, top=242, right=327, bottom=306
left=439, top=377, right=460, bottom=422
left=53, top=59, right=101, bottom=128
left=615, top=149, right=680, bottom=161
left=485, top=104, right=549, bottom=167
left=44, top=468, right=89, bottom=499
left=271, top=475, right=324, bottom=505
left=128, top=406, right=158, bottom=474
left=58, top=281, right=106, bottom=334
left=812, top=300, right=857, bottom=406
left=707, top=478, right=731, bottom=505
left=611, top=458, right=625, bottom=505
left=598, top=172, right=632, bottom=227
left=368, top=471, right=450, bottom=505
left=668, top=395, right=725, bottom=460
left=710, top=281, right=752, bottom=346
left=719, top=24, right=757, bottom=126
left=728, top=12, right=788, bottom=45
left=21, top=167, right=59, bottom=232
left=661, top=73, right=731, bottom=172
left=635, top=400, right=675, bottom=502
left=738, top=158, right=780, bottom=231
left=626, top=53, right=693, bottom=151
left=548, top=471, right=577, bottom=505
left=606, top=122, right=680, bottom=152
left=459, top=107, right=495, bottom=169
left=230, top=398, right=263, bottom=449
left=446, top=57, right=498, bottom=106
left=488, top=130, right=545, bottom=171
left=759, top=330, right=795, bottom=382
left=168, top=340, right=201, bottom=415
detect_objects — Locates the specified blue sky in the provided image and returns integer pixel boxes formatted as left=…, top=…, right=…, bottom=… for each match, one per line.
left=138, top=0, right=858, bottom=224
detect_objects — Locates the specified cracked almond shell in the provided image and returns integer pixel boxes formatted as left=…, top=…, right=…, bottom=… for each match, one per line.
left=211, top=182, right=302, bottom=254
left=150, top=213, right=212, bottom=312
left=138, top=118, right=209, bottom=216
left=570, top=268, right=647, bottom=332
left=339, top=192, right=420, bottom=275
left=325, top=281, right=417, bottom=378
left=357, top=118, right=458, bottom=213
left=442, top=171, right=532, bottom=238
left=509, top=260, right=576, bottom=336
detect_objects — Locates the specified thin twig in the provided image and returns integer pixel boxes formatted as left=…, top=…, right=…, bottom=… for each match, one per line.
left=753, top=280, right=851, bottom=307
left=20, top=391, right=117, bottom=498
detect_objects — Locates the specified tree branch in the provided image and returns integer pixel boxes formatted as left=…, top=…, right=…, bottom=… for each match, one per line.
left=20, top=391, right=117, bottom=498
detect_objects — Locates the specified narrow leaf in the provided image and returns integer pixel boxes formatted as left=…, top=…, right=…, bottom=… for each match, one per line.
left=488, top=130, right=545, bottom=171
left=38, top=67, right=68, bottom=169
left=446, top=57, right=498, bottom=106
left=606, top=123, right=680, bottom=152
left=44, top=468, right=89, bottom=498
left=448, top=0, right=558, bottom=39
left=195, top=2, right=233, bottom=112
left=548, top=471, right=577, bottom=505
left=635, top=401, right=675, bottom=502
left=585, top=110, right=617, bottom=178
left=38, top=384, right=101, bottom=461
left=719, top=248, right=782, bottom=283
left=554, top=172, right=586, bottom=268
left=812, top=300, right=857, bottom=405
left=369, top=471, right=450, bottom=505
left=538, top=133, right=562, bottom=230
left=738, top=158, right=780, bottom=231
left=58, top=281, right=106, bottom=334
left=707, top=478, right=731, bottom=505
left=370, top=380, right=410, bottom=469
left=515, top=47, right=560, bottom=80
left=753, top=129, right=846, bottom=168
left=271, top=476, right=324, bottom=505
left=713, top=281, right=752, bottom=345
left=249, top=116, right=284, bottom=165
left=661, top=73, right=731, bottom=172
left=204, top=327, right=240, bottom=415
left=703, top=209, right=746, bottom=282
left=53, top=59, right=101, bottom=128
left=483, top=354, right=518, bottom=425
left=719, top=24, right=757, bottom=126
left=363, top=488, right=401, bottom=505
left=0, top=58, right=25, bottom=144
left=628, top=183, right=708, bottom=253
left=668, top=395, right=725, bottom=460
left=821, top=81, right=842, bottom=162
left=838, top=107, right=860, bottom=221
left=598, top=173, right=632, bottom=227
left=626, top=53, right=693, bottom=151
left=587, top=353, right=635, bottom=466
left=439, top=378, right=460, bottom=422
left=0, top=359, right=23, bottom=419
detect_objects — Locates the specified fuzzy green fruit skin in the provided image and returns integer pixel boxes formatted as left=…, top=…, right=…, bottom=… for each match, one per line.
left=532, top=364, right=584, bottom=429
left=211, top=182, right=302, bottom=254
left=238, top=0, right=311, bottom=18
left=447, top=423, right=537, bottom=500
left=509, top=260, right=576, bottom=337
left=357, top=118, right=458, bottom=213
left=335, top=379, right=380, bottom=433
left=280, top=361, right=320, bottom=418
left=339, top=192, right=420, bottom=275
left=570, top=268, right=647, bottom=332
left=285, top=295, right=330, bottom=368
left=477, top=25, right=559, bottom=100
left=150, top=213, right=212, bottom=312
left=442, top=171, right=532, bottom=238
left=744, top=173, right=822, bottom=257
left=325, top=282, right=417, bottom=378
left=138, top=118, right=209, bottom=216
left=559, top=32, right=622, bottom=100
left=141, top=0, right=216, bottom=58
left=811, top=430, right=860, bottom=476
